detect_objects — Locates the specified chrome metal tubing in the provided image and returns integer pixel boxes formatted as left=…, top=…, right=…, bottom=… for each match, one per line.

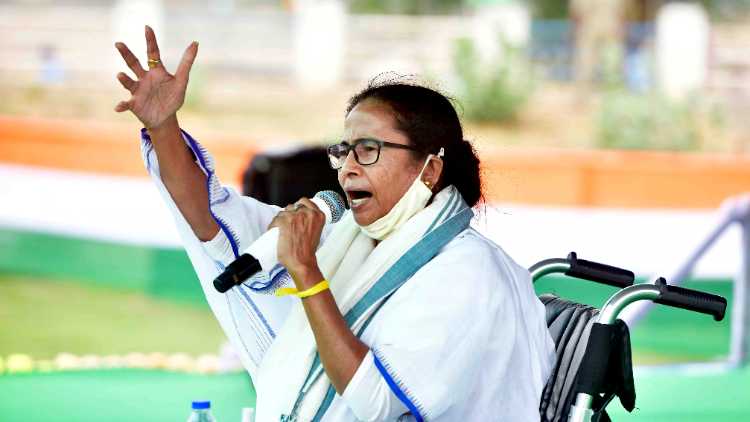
left=530, top=259, right=570, bottom=283
left=568, top=284, right=662, bottom=422
left=597, top=284, right=662, bottom=325
left=568, top=398, right=595, bottom=422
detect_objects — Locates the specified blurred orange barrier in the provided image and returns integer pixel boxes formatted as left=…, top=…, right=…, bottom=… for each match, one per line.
left=481, top=146, right=750, bottom=209
left=1, top=115, right=749, bottom=209
left=0, top=115, right=260, bottom=184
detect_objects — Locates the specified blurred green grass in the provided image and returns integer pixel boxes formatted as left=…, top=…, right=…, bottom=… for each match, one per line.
left=0, top=267, right=746, bottom=421
left=0, top=369, right=255, bottom=422
left=0, top=227, right=744, bottom=421
left=0, top=272, right=735, bottom=363
left=0, top=275, right=225, bottom=358
left=608, top=365, right=750, bottom=421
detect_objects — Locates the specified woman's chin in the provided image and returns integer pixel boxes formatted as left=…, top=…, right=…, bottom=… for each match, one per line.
left=352, top=207, right=382, bottom=227
left=350, top=197, right=377, bottom=225
left=352, top=210, right=372, bottom=227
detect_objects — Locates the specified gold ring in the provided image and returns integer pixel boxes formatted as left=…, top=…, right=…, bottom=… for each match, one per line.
left=147, top=58, right=161, bottom=68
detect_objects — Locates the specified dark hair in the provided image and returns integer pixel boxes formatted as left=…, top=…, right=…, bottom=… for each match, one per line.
left=346, top=76, right=483, bottom=207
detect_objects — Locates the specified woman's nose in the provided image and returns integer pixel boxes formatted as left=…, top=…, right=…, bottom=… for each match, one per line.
left=340, top=149, right=361, bottom=174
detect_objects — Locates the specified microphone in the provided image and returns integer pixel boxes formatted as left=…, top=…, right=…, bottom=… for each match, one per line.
left=213, top=190, right=346, bottom=293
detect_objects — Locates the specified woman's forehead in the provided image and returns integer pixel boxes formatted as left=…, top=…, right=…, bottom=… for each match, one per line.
left=344, top=101, right=409, bottom=144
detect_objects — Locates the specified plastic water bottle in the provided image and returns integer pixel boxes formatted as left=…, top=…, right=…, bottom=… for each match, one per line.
left=187, top=401, right=217, bottom=422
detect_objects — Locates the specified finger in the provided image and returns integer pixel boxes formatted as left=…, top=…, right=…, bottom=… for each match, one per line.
left=286, top=203, right=307, bottom=212
left=115, top=42, right=146, bottom=78
left=175, top=41, right=198, bottom=83
left=267, top=215, right=279, bottom=230
left=116, top=72, right=136, bottom=93
left=145, top=25, right=162, bottom=64
left=267, top=212, right=289, bottom=230
left=297, top=197, right=317, bottom=210
left=297, top=198, right=322, bottom=217
left=114, top=99, right=133, bottom=113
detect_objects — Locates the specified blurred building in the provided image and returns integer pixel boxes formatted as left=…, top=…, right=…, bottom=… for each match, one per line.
left=0, top=0, right=748, bottom=114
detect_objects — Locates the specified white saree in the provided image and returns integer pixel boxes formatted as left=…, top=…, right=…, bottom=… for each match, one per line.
left=141, top=130, right=556, bottom=422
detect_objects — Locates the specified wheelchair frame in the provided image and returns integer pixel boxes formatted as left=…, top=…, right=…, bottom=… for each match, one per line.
left=531, top=252, right=727, bottom=422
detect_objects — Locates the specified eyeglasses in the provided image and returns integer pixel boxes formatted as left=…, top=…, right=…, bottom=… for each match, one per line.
left=326, top=138, right=423, bottom=170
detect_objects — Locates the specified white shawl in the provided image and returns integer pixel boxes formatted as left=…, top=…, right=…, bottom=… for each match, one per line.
left=254, top=186, right=469, bottom=421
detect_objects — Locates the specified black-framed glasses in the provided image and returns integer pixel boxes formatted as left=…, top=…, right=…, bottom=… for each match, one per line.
left=326, top=138, right=423, bottom=169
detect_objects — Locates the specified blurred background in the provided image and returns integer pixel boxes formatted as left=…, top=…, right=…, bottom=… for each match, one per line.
left=1, top=0, right=749, bottom=420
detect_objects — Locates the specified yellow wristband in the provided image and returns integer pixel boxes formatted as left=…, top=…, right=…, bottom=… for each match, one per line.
left=275, top=279, right=330, bottom=298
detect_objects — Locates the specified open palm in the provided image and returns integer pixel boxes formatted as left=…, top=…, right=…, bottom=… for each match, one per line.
left=114, top=26, right=198, bottom=129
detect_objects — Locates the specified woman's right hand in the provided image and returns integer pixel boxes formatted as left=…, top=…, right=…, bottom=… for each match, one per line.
left=114, top=25, right=198, bottom=130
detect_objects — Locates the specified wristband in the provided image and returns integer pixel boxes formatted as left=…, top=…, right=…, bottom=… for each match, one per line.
left=275, top=279, right=330, bottom=299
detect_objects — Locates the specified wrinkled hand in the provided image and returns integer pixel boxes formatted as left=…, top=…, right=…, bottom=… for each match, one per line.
left=114, top=25, right=198, bottom=129
left=268, top=198, right=326, bottom=286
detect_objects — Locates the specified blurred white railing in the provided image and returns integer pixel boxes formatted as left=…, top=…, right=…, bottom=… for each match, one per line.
left=623, top=193, right=750, bottom=369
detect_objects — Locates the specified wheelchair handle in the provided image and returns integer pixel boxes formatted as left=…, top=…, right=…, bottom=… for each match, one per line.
left=566, top=252, right=634, bottom=288
left=569, top=279, right=728, bottom=422
left=596, top=279, right=727, bottom=325
left=529, top=252, right=634, bottom=288
left=653, top=277, right=727, bottom=321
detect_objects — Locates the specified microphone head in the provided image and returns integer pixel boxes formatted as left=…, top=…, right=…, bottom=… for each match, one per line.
left=314, top=190, right=346, bottom=223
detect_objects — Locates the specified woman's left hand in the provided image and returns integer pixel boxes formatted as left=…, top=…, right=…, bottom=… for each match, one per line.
left=268, top=197, right=326, bottom=287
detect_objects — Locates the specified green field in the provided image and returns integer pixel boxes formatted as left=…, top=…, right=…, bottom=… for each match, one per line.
left=0, top=229, right=748, bottom=421
left=0, top=275, right=226, bottom=358
left=1, top=274, right=732, bottom=364
left=0, top=369, right=255, bottom=422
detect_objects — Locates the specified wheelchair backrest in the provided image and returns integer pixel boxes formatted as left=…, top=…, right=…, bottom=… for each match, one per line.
left=538, top=294, right=600, bottom=422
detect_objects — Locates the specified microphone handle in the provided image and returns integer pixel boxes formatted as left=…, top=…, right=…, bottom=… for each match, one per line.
left=213, top=196, right=336, bottom=293
left=213, top=253, right=262, bottom=293
left=246, top=197, right=334, bottom=271
left=245, top=227, right=280, bottom=272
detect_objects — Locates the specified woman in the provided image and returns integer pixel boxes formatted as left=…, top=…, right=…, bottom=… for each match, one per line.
left=115, top=26, right=554, bottom=421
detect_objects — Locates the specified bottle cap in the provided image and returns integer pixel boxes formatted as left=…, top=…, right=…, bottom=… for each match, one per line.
left=192, top=401, right=210, bottom=410
left=242, top=407, right=255, bottom=422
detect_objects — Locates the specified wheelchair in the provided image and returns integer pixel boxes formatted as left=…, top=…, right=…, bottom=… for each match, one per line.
left=530, top=252, right=727, bottom=422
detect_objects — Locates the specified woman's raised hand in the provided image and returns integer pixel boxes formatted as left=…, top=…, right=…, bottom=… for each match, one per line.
left=114, top=26, right=198, bottom=130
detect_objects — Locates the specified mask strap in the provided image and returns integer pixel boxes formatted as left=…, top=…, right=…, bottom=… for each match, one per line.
left=419, top=147, right=445, bottom=186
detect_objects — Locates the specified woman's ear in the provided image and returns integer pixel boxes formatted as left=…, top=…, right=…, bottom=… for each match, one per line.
left=422, top=155, right=444, bottom=189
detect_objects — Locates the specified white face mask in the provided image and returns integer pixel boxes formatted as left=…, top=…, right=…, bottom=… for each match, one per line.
left=360, top=148, right=444, bottom=240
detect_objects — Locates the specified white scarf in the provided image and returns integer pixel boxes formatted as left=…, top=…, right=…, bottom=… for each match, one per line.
left=253, top=186, right=467, bottom=421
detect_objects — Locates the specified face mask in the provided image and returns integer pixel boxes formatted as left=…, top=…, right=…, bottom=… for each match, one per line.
left=361, top=148, right=444, bottom=240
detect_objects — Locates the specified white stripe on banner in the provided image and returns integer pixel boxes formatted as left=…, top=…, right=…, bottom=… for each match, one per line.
left=0, top=164, right=740, bottom=278
left=0, top=163, right=181, bottom=248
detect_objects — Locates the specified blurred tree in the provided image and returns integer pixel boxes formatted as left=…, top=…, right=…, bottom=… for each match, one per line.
left=698, top=0, right=750, bottom=20
left=596, top=89, right=704, bottom=151
left=452, top=37, right=534, bottom=123
left=522, top=1, right=750, bottom=21
left=349, top=0, right=464, bottom=14
left=526, top=0, right=569, bottom=18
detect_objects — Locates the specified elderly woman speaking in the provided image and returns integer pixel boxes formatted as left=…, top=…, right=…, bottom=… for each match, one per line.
left=115, top=27, right=554, bottom=422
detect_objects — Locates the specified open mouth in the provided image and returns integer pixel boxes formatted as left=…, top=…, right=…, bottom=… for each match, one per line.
left=346, top=190, right=373, bottom=208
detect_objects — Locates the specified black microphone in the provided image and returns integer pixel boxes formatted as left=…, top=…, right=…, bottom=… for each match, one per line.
left=213, top=191, right=346, bottom=293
